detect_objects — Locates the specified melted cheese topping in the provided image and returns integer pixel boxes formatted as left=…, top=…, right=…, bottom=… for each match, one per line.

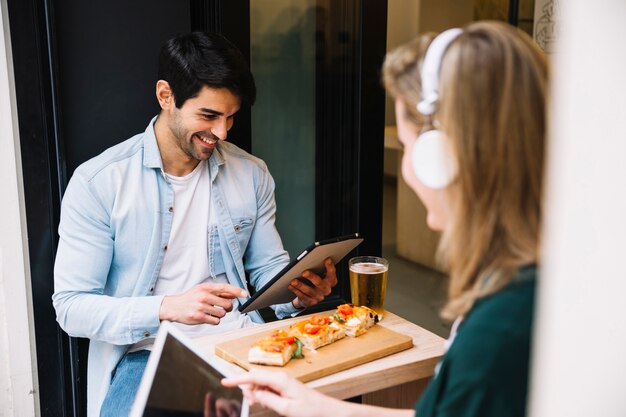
left=346, top=317, right=361, bottom=327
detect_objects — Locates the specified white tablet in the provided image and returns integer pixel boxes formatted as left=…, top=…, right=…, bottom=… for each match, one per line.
left=130, top=322, right=249, bottom=417
left=239, top=233, right=363, bottom=314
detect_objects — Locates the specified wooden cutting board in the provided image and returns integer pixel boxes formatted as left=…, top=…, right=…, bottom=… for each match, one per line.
left=215, top=323, right=414, bottom=382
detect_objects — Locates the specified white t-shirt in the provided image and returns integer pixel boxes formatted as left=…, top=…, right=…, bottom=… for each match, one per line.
left=131, top=161, right=252, bottom=351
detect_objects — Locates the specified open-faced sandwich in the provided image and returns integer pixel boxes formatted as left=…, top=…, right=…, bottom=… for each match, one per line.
left=248, top=306, right=378, bottom=367
left=247, top=329, right=304, bottom=366
left=288, top=314, right=346, bottom=350
left=332, top=304, right=378, bottom=337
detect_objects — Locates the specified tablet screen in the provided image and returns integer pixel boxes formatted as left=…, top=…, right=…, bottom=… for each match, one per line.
left=239, top=234, right=363, bottom=313
left=138, top=331, right=246, bottom=417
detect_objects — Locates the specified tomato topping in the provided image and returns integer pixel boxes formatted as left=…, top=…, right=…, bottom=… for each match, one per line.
left=274, top=336, right=295, bottom=344
left=304, top=323, right=320, bottom=334
left=267, top=330, right=296, bottom=345
left=268, top=343, right=284, bottom=352
left=309, top=315, right=330, bottom=326
left=338, top=304, right=353, bottom=316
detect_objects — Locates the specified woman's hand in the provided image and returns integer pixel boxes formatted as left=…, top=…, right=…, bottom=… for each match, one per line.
left=222, top=370, right=339, bottom=417
left=222, top=370, right=415, bottom=417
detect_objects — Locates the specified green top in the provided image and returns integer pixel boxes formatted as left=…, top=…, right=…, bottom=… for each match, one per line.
left=414, top=266, right=536, bottom=417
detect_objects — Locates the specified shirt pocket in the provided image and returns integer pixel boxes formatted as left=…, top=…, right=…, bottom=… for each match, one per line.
left=233, top=217, right=254, bottom=253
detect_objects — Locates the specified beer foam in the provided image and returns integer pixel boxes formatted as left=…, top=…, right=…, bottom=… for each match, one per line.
left=349, top=262, right=387, bottom=274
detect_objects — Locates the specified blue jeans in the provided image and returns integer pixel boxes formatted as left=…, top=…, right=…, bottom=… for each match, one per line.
left=100, top=350, right=150, bottom=417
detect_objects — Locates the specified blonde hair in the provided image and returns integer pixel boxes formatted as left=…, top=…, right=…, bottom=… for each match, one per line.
left=383, top=21, right=548, bottom=320
left=382, top=34, right=434, bottom=126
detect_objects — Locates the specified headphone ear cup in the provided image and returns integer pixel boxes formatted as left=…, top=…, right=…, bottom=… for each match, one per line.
left=411, top=129, right=456, bottom=189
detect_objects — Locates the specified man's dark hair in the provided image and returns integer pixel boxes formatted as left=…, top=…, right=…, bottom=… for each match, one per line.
left=158, top=32, right=256, bottom=108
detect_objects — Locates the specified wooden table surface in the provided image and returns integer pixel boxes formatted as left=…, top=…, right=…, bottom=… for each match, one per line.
left=193, top=310, right=445, bottom=416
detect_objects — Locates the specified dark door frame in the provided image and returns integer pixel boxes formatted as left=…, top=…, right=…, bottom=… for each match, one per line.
left=7, top=0, right=71, bottom=414
left=312, top=0, right=388, bottom=313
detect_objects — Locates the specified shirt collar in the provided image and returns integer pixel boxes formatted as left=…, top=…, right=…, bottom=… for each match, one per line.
left=143, top=116, right=163, bottom=170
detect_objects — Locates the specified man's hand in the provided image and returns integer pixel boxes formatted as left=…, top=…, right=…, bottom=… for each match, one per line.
left=159, top=282, right=247, bottom=325
left=288, top=258, right=337, bottom=309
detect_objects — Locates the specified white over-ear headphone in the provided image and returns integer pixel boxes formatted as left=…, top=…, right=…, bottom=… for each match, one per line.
left=411, top=28, right=462, bottom=189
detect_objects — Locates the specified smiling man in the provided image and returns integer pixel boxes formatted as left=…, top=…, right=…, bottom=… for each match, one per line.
left=52, top=32, right=337, bottom=417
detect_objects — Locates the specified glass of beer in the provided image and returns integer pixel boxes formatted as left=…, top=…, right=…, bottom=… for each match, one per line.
left=348, top=256, right=388, bottom=320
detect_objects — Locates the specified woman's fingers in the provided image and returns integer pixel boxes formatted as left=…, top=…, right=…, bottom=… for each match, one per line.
left=223, top=370, right=289, bottom=392
left=252, top=389, right=291, bottom=416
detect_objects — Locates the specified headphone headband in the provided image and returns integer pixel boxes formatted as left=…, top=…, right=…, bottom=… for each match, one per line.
left=416, top=28, right=463, bottom=116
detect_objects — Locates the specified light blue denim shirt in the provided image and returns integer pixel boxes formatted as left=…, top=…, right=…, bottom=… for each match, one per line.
left=53, top=117, right=297, bottom=416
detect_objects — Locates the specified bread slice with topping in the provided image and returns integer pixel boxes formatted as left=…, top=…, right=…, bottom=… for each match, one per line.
left=333, top=304, right=378, bottom=337
left=248, top=329, right=299, bottom=366
left=288, top=314, right=346, bottom=350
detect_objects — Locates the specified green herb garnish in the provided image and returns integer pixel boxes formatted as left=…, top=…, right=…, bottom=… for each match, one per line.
left=292, top=338, right=304, bottom=359
left=333, top=313, right=346, bottom=323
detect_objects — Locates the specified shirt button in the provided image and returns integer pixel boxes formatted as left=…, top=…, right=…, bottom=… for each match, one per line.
left=234, top=225, right=241, bottom=232
left=163, top=245, right=168, bottom=251
left=149, top=287, right=154, bottom=292
left=143, top=331, right=150, bottom=337
left=168, top=206, right=173, bottom=213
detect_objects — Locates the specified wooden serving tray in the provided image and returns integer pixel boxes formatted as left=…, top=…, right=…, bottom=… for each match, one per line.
left=215, top=323, right=414, bottom=382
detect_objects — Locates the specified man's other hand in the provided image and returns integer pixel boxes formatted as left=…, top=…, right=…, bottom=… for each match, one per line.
left=289, top=258, right=337, bottom=309
left=159, top=282, right=247, bottom=325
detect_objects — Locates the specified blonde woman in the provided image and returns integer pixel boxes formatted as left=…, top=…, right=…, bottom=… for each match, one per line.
left=223, top=21, right=548, bottom=417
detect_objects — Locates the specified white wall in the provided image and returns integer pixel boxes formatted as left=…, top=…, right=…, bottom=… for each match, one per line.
left=385, top=0, right=473, bottom=125
left=0, top=0, right=40, bottom=415
left=386, top=0, right=420, bottom=51
left=530, top=1, right=626, bottom=416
